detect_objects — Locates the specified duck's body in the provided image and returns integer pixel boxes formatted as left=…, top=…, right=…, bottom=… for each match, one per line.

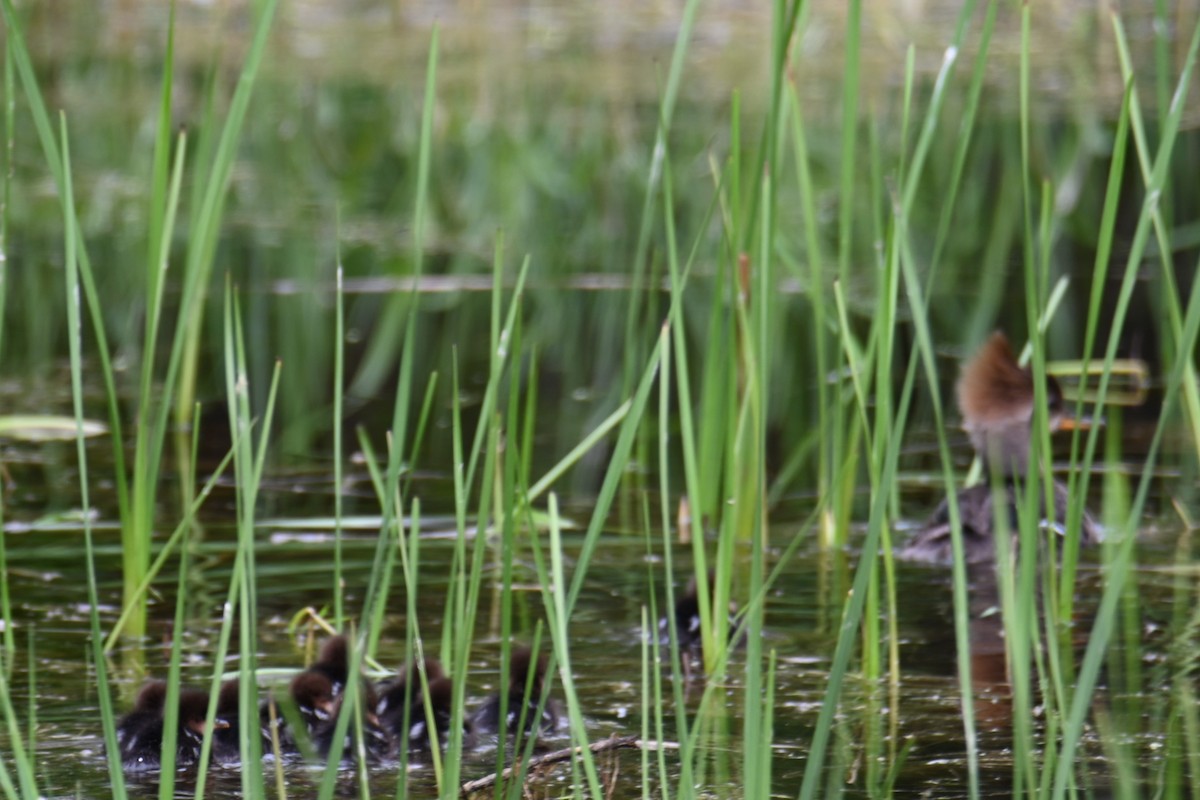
left=288, top=634, right=391, bottom=763
left=903, top=481, right=1098, bottom=564
left=662, top=574, right=705, bottom=648
left=473, top=646, right=561, bottom=737
left=116, top=681, right=221, bottom=772
left=309, top=691, right=392, bottom=764
left=377, top=657, right=467, bottom=750
left=212, top=679, right=283, bottom=767
left=659, top=569, right=739, bottom=649
left=311, top=636, right=349, bottom=691
left=288, top=669, right=338, bottom=747
left=902, top=332, right=1101, bottom=564
left=211, top=681, right=244, bottom=767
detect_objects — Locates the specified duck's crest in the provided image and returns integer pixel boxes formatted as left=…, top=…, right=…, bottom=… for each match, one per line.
left=956, top=332, right=1032, bottom=427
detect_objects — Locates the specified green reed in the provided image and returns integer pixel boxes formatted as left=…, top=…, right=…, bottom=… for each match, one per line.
left=542, top=496, right=604, bottom=797
left=660, top=154, right=720, bottom=672
left=5, top=1, right=1200, bottom=799
left=490, top=350, right=525, bottom=797
left=0, top=42, right=11, bottom=670
left=1010, top=10, right=1047, bottom=786
left=651, top=365, right=681, bottom=799
left=333, top=257, right=346, bottom=630
left=318, top=294, right=431, bottom=794
left=57, top=114, right=120, bottom=800
left=1050, top=25, right=1200, bottom=795
left=157, top=484, right=192, bottom=799
left=1059, top=80, right=1133, bottom=630
left=661, top=112, right=805, bottom=796
left=0, top=594, right=37, bottom=800
left=0, top=0, right=280, bottom=643
left=307, top=31, right=443, bottom=795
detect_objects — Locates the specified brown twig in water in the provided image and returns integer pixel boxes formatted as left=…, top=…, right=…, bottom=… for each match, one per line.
left=460, top=735, right=644, bottom=796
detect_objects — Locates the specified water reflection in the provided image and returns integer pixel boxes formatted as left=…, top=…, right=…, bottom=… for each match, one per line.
left=4, top=517, right=1185, bottom=796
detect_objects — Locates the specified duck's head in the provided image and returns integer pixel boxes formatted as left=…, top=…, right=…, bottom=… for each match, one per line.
left=131, top=680, right=169, bottom=714
left=507, top=646, right=548, bottom=697
left=289, top=671, right=337, bottom=721
left=313, top=634, right=350, bottom=689
left=956, top=332, right=1082, bottom=475
left=178, top=688, right=222, bottom=736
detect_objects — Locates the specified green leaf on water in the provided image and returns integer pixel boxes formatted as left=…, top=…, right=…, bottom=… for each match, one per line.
left=0, top=415, right=107, bottom=441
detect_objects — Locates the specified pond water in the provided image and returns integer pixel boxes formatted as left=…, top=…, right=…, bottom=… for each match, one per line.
left=1, top=439, right=1191, bottom=798
left=3, top=0, right=1200, bottom=797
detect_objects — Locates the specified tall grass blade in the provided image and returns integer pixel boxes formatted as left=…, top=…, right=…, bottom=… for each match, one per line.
left=1052, top=244, right=1200, bottom=799
left=334, top=259, right=346, bottom=627
left=797, top=352, right=919, bottom=799
left=564, top=326, right=664, bottom=618
left=58, top=113, right=122, bottom=799
left=619, top=0, right=702, bottom=397
left=896, top=229, right=980, bottom=798
left=351, top=25, right=438, bottom=395
left=836, top=0, right=860, bottom=286
left=1113, top=14, right=1200, bottom=461
left=0, top=44, right=9, bottom=658
left=542, top=494, right=603, bottom=798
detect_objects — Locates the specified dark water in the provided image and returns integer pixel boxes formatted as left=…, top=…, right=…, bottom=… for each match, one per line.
left=1, top=446, right=1188, bottom=798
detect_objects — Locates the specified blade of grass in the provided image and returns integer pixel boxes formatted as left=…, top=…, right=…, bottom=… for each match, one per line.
left=797, top=326, right=920, bottom=799
left=156, top=516, right=192, bottom=800
left=0, top=70, right=8, bottom=654
left=58, top=113, right=121, bottom=800
left=1052, top=241, right=1200, bottom=800
left=334, top=256, right=345, bottom=628
left=895, top=228, right=980, bottom=799
left=563, top=329, right=663, bottom=618
left=0, top=43, right=10, bottom=648
left=524, top=401, right=632, bottom=504
left=618, top=0, right=702, bottom=397
left=542, top=494, right=603, bottom=798
left=350, top=25, right=438, bottom=396
left=925, top=0, right=994, bottom=281
left=103, top=442, right=236, bottom=648
left=1112, top=13, right=1200, bottom=464
left=837, top=0, right=861, bottom=287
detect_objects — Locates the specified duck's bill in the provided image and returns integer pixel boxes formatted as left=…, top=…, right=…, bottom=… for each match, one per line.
left=1057, top=414, right=1101, bottom=431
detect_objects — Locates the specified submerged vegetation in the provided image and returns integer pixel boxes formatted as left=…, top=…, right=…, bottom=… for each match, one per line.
left=0, top=0, right=1199, bottom=798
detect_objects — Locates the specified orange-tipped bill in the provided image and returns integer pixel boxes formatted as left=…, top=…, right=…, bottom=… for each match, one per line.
left=1057, top=413, right=1100, bottom=432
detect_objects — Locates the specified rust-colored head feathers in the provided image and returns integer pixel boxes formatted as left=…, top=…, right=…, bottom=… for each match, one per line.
left=289, top=670, right=337, bottom=720
left=956, top=332, right=1034, bottom=427
left=955, top=332, right=1067, bottom=475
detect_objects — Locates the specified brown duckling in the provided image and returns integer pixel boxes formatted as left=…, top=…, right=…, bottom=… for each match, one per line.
left=901, top=332, right=1102, bottom=564
left=659, top=569, right=739, bottom=649
left=472, top=646, right=562, bottom=737
left=376, top=656, right=469, bottom=750
left=212, top=679, right=283, bottom=767
left=288, top=634, right=390, bottom=763
left=116, top=681, right=225, bottom=772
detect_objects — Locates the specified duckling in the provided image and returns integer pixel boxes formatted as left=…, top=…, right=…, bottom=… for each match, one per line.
left=901, top=332, right=1102, bottom=564
left=473, top=646, right=561, bottom=736
left=377, top=656, right=469, bottom=750
left=116, top=681, right=224, bottom=772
